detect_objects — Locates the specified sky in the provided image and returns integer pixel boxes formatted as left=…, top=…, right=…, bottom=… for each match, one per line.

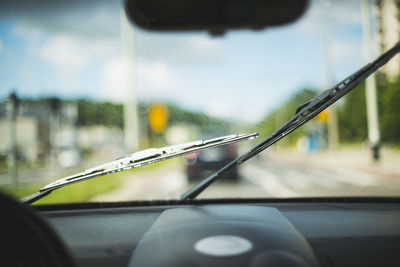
left=0, top=0, right=380, bottom=123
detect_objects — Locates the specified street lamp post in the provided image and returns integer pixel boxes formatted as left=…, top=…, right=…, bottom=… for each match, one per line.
left=361, top=0, right=381, bottom=161
left=122, top=9, right=140, bottom=152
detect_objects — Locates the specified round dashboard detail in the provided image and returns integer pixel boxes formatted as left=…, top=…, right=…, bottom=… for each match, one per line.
left=194, top=235, right=253, bottom=257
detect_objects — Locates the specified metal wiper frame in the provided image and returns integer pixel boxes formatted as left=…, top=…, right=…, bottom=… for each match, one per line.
left=181, top=41, right=400, bottom=200
left=22, top=133, right=258, bottom=204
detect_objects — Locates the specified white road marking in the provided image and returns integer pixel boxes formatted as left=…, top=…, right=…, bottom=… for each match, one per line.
left=241, top=164, right=298, bottom=198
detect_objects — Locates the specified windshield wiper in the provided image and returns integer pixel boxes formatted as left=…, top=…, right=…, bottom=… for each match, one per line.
left=22, top=132, right=259, bottom=204
left=181, top=41, right=400, bottom=200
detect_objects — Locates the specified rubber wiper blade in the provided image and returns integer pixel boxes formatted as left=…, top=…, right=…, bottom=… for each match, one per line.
left=21, top=132, right=258, bottom=204
left=181, top=41, right=400, bottom=200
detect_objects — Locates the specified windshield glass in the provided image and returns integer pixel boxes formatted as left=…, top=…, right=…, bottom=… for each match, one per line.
left=1, top=0, right=400, bottom=204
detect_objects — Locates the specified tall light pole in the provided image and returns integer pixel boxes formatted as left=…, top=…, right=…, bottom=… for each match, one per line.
left=122, top=9, right=139, bottom=152
left=361, top=0, right=380, bottom=161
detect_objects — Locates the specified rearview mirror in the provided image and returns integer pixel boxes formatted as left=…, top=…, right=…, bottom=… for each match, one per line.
left=124, top=0, right=309, bottom=35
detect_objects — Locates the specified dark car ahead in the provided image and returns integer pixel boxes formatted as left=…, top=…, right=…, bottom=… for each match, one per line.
left=184, top=143, right=239, bottom=182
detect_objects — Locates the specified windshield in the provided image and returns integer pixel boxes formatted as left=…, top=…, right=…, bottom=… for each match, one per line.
left=1, top=0, right=400, bottom=204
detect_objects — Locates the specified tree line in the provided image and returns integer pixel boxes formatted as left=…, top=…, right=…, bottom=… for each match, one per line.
left=257, top=73, right=400, bottom=147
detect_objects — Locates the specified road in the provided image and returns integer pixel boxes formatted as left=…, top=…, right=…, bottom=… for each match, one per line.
left=0, top=167, right=65, bottom=186
left=92, top=157, right=400, bottom=202
left=0, top=163, right=102, bottom=186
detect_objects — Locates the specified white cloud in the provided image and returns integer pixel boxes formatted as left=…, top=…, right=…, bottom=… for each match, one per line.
left=203, top=92, right=274, bottom=123
left=298, top=0, right=362, bottom=34
left=12, top=23, right=42, bottom=41
left=40, top=36, right=90, bottom=70
left=96, top=58, right=196, bottom=103
left=204, top=99, right=231, bottom=119
left=136, top=61, right=190, bottom=100
left=294, top=0, right=366, bottom=87
left=2, top=0, right=122, bottom=40
left=187, top=36, right=221, bottom=54
left=34, top=32, right=120, bottom=87
left=98, top=57, right=130, bottom=102
left=7, top=1, right=124, bottom=94
left=135, top=33, right=226, bottom=65
left=41, top=34, right=118, bottom=66
left=0, top=0, right=369, bottom=125
left=330, top=38, right=363, bottom=65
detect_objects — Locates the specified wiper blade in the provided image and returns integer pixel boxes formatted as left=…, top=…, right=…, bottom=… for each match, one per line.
left=181, top=41, right=400, bottom=200
left=21, top=132, right=259, bottom=204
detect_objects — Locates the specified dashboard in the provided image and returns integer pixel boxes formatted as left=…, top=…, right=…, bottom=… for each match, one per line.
left=22, top=198, right=400, bottom=267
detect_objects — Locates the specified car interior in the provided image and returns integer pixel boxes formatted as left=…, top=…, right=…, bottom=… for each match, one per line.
left=1, top=0, right=400, bottom=267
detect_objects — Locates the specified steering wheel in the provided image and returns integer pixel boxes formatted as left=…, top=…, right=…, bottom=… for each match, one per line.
left=0, top=191, right=74, bottom=267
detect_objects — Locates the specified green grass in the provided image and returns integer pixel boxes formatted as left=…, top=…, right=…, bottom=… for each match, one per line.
left=0, top=172, right=124, bottom=204
left=0, top=186, right=37, bottom=199
left=0, top=159, right=177, bottom=205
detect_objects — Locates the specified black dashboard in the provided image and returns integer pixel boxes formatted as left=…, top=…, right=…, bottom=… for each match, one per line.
left=27, top=199, right=400, bottom=267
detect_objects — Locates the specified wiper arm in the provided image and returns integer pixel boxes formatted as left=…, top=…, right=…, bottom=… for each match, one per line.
left=21, top=132, right=259, bottom=204
left=181, top=41, right=400, bottom=200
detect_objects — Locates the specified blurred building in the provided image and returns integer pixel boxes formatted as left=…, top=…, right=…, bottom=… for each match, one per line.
left=0, top=97, right=80, bottom=166
left=78, top=125, right=124, bottom=156
left=375, top=0, right=400, bottom=79
left=0, top=116, right=38, bottom=161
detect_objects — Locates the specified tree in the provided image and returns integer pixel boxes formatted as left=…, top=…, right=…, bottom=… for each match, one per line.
left=379, top=76, right=400, bottom=144
left=77, top=100, right=123, bottom=128
left=258, top=88, right=318, bottom=146
left=337, top=83, right=368, bottom=143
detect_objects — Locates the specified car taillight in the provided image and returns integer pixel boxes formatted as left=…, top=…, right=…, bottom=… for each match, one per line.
left=184, top=152, right=198, bottom=165
left=185, top=152, right=198, bottom=160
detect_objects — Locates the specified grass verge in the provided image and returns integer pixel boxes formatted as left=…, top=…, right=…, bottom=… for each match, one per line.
left=0, top=159, right=177, bottom=205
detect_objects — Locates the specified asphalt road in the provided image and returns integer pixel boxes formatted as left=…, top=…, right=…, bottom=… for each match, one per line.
left=92, top=157, right=400, bottom=202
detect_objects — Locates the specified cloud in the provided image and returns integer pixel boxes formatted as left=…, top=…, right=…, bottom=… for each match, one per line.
left=1, top=0, right=123, bottom=40
left=136, top=61, right=192, bottom=101
left=135, top=33, right=226, bottom=65
left=98, top=57, right=131, bottom=102
left=40, top=34, right=119, bottom=67
left=96, top=58, right=197, bottom=104
left=1, top=0, right=125, bottom=94
left=1, top=0, right=226, bottom=102
left=40, top=36, right=90, bottom=70
left=0, top=0, right=368, bottom=125
left=300, top=0, right=362, bottom=31
left=187, top=35, right=222, bottom=56
left=133, top=61, right=270, bottom=123
left=293, top=0, right=366, bottom=86
left=32, top=32, right=120, bottom=91
left=203, top=88, right=277, bottom=123
left=330, top=38, right=363, bottom=65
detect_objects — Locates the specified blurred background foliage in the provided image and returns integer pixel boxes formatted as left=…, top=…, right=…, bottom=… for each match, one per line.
left=9, top=71, right=400, bottom=150
left=337, top=74, right=400, bottom=145
left=378, top=75, right=400, bottom=144
left=255, top=73, right=400, bottom=147
left=77, top=100, right=124, bottom=128
left=1, top=71, right=399, bottom=202
left=257, top=88, right=318, bottom=145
